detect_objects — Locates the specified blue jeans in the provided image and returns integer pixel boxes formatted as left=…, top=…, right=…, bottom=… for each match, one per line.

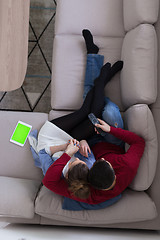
left=83, top=54, right=104, bottom=99
left=38, top=149, right=56, bottom=175
left=84, top=54, right=124, bottom=146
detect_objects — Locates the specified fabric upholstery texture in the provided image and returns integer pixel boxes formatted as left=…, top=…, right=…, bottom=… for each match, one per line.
left=124, top=104, right=158, bottom=191
left=51, top=35, right=124, bottom=111
left=35, top=186, right=157, bottom=224
left=49, top=110, right=74, bottom=121
left=123, top=0, right=159, bottom=31
left=121, top=24, right=157, bottom=109
left=55, top=0, right=125, bottom=37
left=62, top=194, right=122, bottom=211
left=0, top=176, right=41, bottom=219
left=0, top=111, right=47, bottom=180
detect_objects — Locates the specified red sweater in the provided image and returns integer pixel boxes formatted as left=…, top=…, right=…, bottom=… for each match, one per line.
left=42, top=126, right=145, bottom=204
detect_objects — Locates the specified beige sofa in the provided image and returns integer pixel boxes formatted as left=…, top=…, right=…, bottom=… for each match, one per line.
left=0, top=0, right=160, bottom=230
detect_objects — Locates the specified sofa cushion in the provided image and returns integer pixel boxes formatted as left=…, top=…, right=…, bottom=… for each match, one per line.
left=124, top=104, right=158, bottom=191
left=121, top=24, right=157, bottom=109
left=51, top=35, right=124, bottom=111
left=123, top=0, right=159, bottom=31
left=0, top=111, right=48, bottom=180
left=35, top=186, right=157, bottom=224
left=62, top=195, right=122, bottom=211
left=55, top=0, right=125, bottom=37
left=49, top=110, right=74, bottom=120
left=0, top=176, right=41, bottom=219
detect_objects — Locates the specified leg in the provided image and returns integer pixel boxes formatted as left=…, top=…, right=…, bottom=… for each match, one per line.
left=51, top=62, right=111, bottom=134
left=38, top=149, right=56, bottom=176
left=51, top=27, right=123, bottom=139
left=102, top=97, right=124, bottom=146
left=102, top=98, right=124, bottom=129
left=82, top=29, right=104, bottom=99
left=51, top=61, right=123, bottom=140
left=50, top=85, right=94, bottom=132
left=51, top=29, right=108, bottom=133
left=69, top=63, right=112, bottom=140
left=69, top=60, right=124, bottom=140
left=90, top=60, right=123, bottom=117
left=87, top=98, right=124, bottom=147
left=28, top=130, right=56, bottom=175
left=82, top=29, right=123, bottom=97
left=83, top=54, right=104, bottom=99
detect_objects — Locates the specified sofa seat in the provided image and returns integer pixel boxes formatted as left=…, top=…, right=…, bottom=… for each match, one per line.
left=0, top=176, right=41, bottom=219
left=35, top=186, right=157, bottom=225
left=0, top=111, right=48, bottom=181
left=51, top=35, right=124, bottom=111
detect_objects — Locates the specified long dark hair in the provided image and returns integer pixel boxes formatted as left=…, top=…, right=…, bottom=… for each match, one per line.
left=67, top=163, right=90, bottom=199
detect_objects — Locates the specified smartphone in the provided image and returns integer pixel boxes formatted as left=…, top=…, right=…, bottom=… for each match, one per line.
left=88, top=113, right=106, bottom=136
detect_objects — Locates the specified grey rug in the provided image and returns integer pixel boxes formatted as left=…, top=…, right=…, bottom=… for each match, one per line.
left=0, top=0, right=56, bottom=113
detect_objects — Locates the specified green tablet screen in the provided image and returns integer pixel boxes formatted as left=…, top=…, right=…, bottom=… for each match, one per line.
left=11, top=122, right=32, bottom=145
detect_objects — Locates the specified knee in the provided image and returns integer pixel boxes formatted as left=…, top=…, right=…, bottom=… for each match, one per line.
left=102, top=100, right=124, bottom=128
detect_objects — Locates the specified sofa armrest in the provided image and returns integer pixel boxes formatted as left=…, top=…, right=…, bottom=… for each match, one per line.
left=121, top=24, right=157, bottom=109
left=124, top=104, right=158, bottom=191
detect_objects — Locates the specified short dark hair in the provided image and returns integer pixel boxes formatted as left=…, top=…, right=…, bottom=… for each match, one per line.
left=88, top=159, right=115, bottom=190
left=67, top=163, right=90, bottom=199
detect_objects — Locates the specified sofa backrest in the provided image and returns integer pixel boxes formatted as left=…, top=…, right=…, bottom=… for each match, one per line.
left=51, top=0, right=125, bottom=111
left=51, top=0, right=159, bottom=112
left=121, top=0, right=159, bottom=109
left=121, top=24, right=157, bottom=109
left=123, top=0, right=159, bottom=32
left=54, top=0, right=125, bottom=37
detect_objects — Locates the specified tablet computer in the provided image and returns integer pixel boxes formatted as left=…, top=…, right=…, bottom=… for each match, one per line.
left=10, top=121, right=32, bottom=147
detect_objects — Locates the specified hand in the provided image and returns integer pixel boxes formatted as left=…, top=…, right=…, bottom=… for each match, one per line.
left=95, top=118, right=111, bottom=133
left=65, top=139, right=80, bottom=157
left=79, top=140, right=91, bottom=157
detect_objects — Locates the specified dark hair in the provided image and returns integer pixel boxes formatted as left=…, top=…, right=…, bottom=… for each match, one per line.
left=67, top=163, right=90, bottom=199
left=88, top=159, right=115, bottom=190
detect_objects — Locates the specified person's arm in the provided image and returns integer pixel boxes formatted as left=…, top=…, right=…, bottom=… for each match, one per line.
left=96, top=118, right=145, bottom=163
left=42, top=139, right=80, bottom=197
left=49, top=143, right=68, bottom=155
left=111, top=126, right=145, bottom=165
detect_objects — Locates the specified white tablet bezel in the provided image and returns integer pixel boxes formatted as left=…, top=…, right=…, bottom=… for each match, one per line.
left=10, top=121, right=32, bottom=147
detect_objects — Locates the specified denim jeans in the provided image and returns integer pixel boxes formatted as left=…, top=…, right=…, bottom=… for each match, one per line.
left=38, top=149, right=56, bottom=175
left=83, top=54, right=104, bottom=99
left=84, top=54, right=124, bottom=146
